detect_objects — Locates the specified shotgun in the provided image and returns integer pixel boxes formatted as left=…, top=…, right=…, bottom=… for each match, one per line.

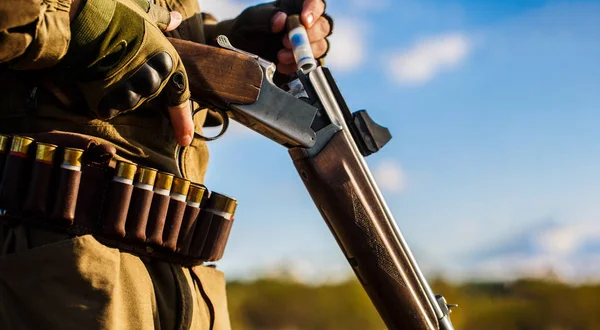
left=170, top=36, right=457, bottom=330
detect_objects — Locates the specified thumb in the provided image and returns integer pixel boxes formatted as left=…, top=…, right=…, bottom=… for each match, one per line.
left=146, top=3, right=179, bottom=32
left=165, top=11, right=183, bottom=32
left=168, top=101, right=194, bottom=147
left=271, top=12, right=287, bottom=33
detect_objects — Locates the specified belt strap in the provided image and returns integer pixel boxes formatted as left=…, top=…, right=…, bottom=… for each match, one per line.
left=0, top=133, right=236, bottom=266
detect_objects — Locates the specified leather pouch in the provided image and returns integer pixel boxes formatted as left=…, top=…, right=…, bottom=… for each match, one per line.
left=125, top=187, right=154, bottom=241
left=100, top=181, right=133, bottom=238
left=146, top=193, right=170, bottom=245
left=162, top=198, right=186, bottom=251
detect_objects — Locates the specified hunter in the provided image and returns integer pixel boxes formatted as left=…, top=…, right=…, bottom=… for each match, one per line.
left=0, top=0, right=332, bottom=329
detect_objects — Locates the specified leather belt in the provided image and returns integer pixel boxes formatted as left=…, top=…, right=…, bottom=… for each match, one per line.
left=0, top=134, right=236, bottom=266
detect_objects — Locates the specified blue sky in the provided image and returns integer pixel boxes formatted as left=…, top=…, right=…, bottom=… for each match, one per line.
left=200, top=0, right=600, bottom=282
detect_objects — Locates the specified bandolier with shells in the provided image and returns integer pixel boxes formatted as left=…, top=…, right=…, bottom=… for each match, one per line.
left=0, top=134, right=237, bottom=265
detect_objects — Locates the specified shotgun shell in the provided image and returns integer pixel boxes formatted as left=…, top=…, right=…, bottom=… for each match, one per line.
left=186, top=184, right=206, bottom=208
left=134, top=167, right=157, bottom=191
left=114, top=161, right=137, bottom=185
left=35, top=143, right=57, bottom=164
left=154, top=172, right=174, bottom=196
left=208, top=192, right=237, bottom=220
left=287, top=14, right=317, bottom=73
left=10, top=136, right=34, bottom=157
left=61, top=148, right=84, bottom=171
left=171, top=177, right=190, bottom=202
left=0, top=135, right=10, bottom=153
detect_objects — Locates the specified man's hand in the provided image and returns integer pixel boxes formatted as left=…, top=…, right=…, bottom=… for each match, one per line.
left=212, top=0, right=332, bottom=76
left=271, top=0, right=331, bottom=74
left=67, top=0, right=193, bottom=146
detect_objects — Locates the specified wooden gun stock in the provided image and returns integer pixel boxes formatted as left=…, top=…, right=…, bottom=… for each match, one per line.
left=290, top=131, right=439, bottom=330
left=168, top=38, right=263, bottom=107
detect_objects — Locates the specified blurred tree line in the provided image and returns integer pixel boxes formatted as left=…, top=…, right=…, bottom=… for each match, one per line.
left=227, top=276, right=600, bottom=330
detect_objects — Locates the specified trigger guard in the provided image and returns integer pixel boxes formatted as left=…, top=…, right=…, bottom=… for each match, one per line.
left=193, top=107, right=230, bottom=142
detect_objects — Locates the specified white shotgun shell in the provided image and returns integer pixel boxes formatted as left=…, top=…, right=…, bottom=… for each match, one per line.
left=287, top=15, right=318, bottom=73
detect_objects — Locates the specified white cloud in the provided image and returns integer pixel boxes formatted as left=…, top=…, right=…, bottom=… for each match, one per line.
left=533, top=222, right=600, bottom=256
left=387, top=33, right=472, bottom=85
left=200, top=0, right=247, bottom=20
left=374, top=160, right=406, bottom=193
left=465, top=221, right=600, bottom=282
left=324, top=18, right=367, bottom=73
left=466, top=252, right=600, bottom=283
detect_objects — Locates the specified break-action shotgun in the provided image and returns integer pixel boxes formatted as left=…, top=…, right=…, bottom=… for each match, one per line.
left=169, top=35, right=457, bottom=330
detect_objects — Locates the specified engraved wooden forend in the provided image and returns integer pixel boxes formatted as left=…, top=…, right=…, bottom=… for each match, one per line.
left=290, top=131, right=439, bottom=330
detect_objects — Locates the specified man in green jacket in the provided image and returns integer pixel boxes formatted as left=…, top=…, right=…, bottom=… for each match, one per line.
left=0, top=0, right=332, bottom=328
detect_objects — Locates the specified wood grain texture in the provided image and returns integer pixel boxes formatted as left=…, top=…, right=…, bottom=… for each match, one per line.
left=290, top=131, right=439, bottom=330
left=169, top=38, right=262, bottom=106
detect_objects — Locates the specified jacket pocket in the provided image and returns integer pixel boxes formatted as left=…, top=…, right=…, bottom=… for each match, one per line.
left=0, top=232, right=157, bottom=330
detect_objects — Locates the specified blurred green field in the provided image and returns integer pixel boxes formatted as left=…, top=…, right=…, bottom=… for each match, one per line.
left=227, top=276, right=600, bottom=330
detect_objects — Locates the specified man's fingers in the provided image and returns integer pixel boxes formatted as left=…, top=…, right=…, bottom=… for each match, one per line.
left=165, top=11, right=183, bottom=32
left=311, top=39, right=329, bottom=58
left=271, top=12, right=287, bottom=33
left=168, top=101, right=194, bottom=146
left=277, top=49, right=295, bottom=64
left=306, top=17, right=331, bottom=41
left=302, top=0, right=326, bottom=28
left=276, top=0, right=328, bottom=73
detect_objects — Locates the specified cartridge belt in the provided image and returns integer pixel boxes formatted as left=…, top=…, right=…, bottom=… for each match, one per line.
left=0, top=134, right=236, bottom=266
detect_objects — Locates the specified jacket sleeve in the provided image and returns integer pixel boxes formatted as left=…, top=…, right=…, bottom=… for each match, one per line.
left=0, top=0, right=72, bottom=70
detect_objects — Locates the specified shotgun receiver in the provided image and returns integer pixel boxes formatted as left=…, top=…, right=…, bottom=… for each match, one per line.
left=170, top=37, right=457, bottom=330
